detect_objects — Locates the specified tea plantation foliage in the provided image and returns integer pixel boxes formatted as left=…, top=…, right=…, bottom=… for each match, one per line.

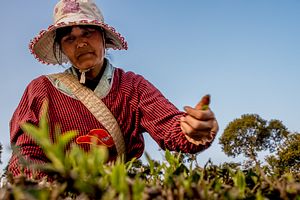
left=0, top=111, right=299, bottom=199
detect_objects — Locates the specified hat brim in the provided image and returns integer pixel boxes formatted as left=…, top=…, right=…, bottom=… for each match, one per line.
left=29, top=20, right=128, bottom=65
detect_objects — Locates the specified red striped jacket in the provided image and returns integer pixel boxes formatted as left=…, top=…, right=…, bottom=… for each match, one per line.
left=8, top=67, right=214, bottom=179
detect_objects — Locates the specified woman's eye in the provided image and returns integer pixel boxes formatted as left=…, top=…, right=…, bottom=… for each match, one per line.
left=83, top=30, right=92, bottom=37
left=62, top=36, right=75, bottom=43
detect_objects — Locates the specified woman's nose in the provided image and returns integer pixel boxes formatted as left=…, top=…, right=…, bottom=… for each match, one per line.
left=77, top=41, right=88, bottom=48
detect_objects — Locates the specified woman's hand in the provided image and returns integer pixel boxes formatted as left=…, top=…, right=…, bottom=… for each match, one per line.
left=180, top=95, right=219, bottom=145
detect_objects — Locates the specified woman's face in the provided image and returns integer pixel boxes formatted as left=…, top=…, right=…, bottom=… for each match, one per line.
left=60, top=26, right=105, bottom=74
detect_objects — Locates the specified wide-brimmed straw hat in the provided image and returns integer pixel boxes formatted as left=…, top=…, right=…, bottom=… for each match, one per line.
left=29, top=0, right=128, bottom=65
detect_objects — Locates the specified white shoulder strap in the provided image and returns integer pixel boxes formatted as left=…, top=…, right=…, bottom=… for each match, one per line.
left=48, top=73, right=126, bottom=157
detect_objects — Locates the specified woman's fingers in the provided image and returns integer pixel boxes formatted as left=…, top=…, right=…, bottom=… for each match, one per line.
left=211, top=119, right=219, bottom=134
left=180, top=115, right=214, bottom=131
left=181, top=95, right=219, bottom=143
left=184, top=106, right=215, bottom=120
left=195, top=94, right=210, bottom=110
left=180, top=120, right=212, bottom=138
left=180, top=117, right=219, bottom=142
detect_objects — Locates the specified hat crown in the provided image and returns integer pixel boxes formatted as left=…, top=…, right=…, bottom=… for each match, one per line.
left=53, top=0, right=104, bottom=24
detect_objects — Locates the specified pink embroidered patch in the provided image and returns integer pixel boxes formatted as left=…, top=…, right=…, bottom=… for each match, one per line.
left=62, top=0, right=80, bottom=14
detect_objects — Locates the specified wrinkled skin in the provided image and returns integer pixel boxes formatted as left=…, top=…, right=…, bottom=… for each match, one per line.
left=60, top=26, right=105, bottom=79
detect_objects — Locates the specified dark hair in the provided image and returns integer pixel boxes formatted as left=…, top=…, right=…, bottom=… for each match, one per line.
left=53, top=25, right=104, bottom=64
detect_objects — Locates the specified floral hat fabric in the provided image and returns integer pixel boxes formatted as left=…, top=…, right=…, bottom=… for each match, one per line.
left=29, top=0, right=128, bottom=65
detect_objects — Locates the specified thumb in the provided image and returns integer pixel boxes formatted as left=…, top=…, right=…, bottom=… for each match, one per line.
left=195, top=94, right=210, bottom=110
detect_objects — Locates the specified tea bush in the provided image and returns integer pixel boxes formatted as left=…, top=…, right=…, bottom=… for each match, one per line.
left=1, top=109, right=300, bottom=199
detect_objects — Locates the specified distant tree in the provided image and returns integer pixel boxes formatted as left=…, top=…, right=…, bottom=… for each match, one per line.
left=219, top=114, right=289, bottom=164
left=220, top=162, right=242, bottom=172
left=266, top=133, right=300, bottom=174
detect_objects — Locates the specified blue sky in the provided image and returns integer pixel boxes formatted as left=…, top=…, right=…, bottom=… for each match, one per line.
left=1, top=1, right=300, bottom=173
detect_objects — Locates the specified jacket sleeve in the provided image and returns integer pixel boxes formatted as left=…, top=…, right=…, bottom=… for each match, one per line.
left=8, top=79, right=49, bottom=180
left=136, top=77, right=216, bottom=154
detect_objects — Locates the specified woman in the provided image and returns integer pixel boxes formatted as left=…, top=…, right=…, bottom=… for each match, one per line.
left=8, top=0, right=218, bottom=179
